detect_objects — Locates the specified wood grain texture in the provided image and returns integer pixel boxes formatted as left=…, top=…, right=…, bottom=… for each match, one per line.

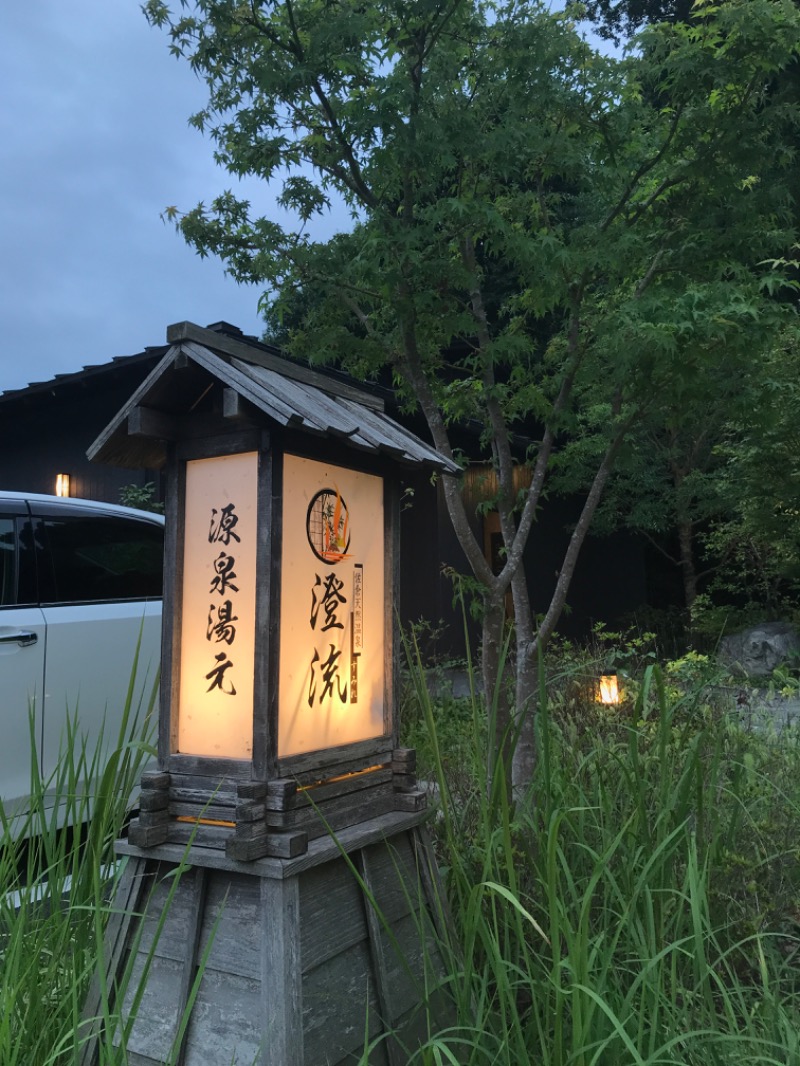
left=262, top=876, right=303, bottom=1066
left=165, top=322, right=385, bottom=412
left=92, top=816, right=449, bottom=1065
left=280, top=738, right=395, bottom=784
left=174, top=868, right=208, bottom=1066
left=296, top=767, right=392, bottom=810
left=80, top=857, right=152, bottom=1066
left=302, top=940, right=382, bottom=1066
left=299, top=858, right=368, bottom=974
left=357, top=849, right=404, bottom=1066
left=115, top=809, right=430, bottom=879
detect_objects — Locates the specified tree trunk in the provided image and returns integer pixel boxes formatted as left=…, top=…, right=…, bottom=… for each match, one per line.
left=511, top=564, right=537, bottom=793
left=481, top=590, right=511, bottom=798
left=677, top=518, right=697, bottom=608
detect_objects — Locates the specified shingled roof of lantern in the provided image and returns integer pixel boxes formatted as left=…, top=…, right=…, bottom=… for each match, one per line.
left=88, top=321, right=460, bottom=475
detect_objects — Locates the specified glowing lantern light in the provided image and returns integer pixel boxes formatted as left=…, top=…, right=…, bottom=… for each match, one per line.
left=87, top=321, right=459, bottom=861
left=598, top=673, right=620, bottom=705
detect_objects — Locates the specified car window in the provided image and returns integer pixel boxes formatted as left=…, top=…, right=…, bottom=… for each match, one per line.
left=38, top=515, right=164, bottom=604
left=0, top=518, right=13, bottom=606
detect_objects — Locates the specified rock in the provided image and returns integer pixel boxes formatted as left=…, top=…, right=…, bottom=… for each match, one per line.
left=718, top=621, right=800, bottom=678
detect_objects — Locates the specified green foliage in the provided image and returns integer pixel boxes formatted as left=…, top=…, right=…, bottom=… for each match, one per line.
left=118, top=482, right=165, bottom=514
left=0, top=649, right=159, bottom=1064
left=145, top=0, right=800, bottom=796
left=399, top=637, right=800, bottom=1063
left=144, top=0, right=800, bottom=703
left=702, top=332, right=800, bottom=610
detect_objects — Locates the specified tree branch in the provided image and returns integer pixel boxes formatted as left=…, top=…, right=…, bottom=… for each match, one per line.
left=600, top=103, right=685, bottom=233
left=531, top=395, right=639, bottom=654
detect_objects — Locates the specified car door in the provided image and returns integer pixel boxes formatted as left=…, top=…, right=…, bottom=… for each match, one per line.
left=31, top=503, right=163, bottom=801
left=0, top=500, right=47, bottom=818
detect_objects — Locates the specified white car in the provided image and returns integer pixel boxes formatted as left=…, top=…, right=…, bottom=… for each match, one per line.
left=0, top=492, right=163, bottom=820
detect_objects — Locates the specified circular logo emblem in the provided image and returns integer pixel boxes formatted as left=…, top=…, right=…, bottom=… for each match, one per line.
left=306, top=488, right=351, bottom=564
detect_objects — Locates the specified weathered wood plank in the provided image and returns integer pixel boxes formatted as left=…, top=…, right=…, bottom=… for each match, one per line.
left=138, top=789, right=170, bottom=812
left=413, top=826, right=456, bottom=950
left=124, top=1052, right=161, bottom=1066
left=227, top=832, right=272, bottom=862
left=166, top=822, right=234, bottom=849
left=127, top=405, right=180, bottom=440
left=86, top=347, right=179, bottom=466
left=385, top=477, right=399, bottom=744
left=141, top=770, right=171, bottom=790
left=302, top=940, right=382, bottom=1066
left=262, top=875, right=303, bottom=1066
left=169, top=787, right=237, bottom=808
left=301, top=784, right=395, bottom=842
left=174, top=868, right=208, bottom=1066
left=295, top=766, right=392, bottom=810
left=278, top=737, right=394, bottom=784
left=80, top=857, right=152, bottom=1066
left=128, top=820, right=170, bottom=848
left=120, top=954, right=183, bottom=1061
left=358, top=849, right=405, bottom=1066
left=168, top=801, right=239, bottom=822
left=393, top=790, right=427, bottom=813
left=165, top=321, right=385, bottom=411
left=222, top=387, right=245, bottom=420
left=299, top=858, right=368, bottom=974
left=263, top=830, right=307, bottom=859
left=115, top=809, right=431, bottom=880
left=377, top=910, right=440, bottom=1024
left=197, top=872, right=261, bottom=980
left=164, top=772, right=239, bottom=794
left=180, top=969, right=264, bottom=1066
left=363, top=834, right=423, bottom=920
left=136, top=867, right=199, bottom=962
left=165, top=753, right=252, bottom=780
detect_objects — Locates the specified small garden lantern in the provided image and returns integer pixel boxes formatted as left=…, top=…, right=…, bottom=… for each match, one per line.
left=598, top=672, right=620, bottom=705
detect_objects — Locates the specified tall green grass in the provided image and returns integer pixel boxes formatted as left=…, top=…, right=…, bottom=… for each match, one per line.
left=0, top=651, right=158, bottom=1065
left=402, top=637, right=800, bottom=1065
left=5, top=627, right=800, bottom=1065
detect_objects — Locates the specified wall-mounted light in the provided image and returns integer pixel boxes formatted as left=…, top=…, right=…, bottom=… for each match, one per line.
left=55, top=473, right=71, bottom=497
left=597, top=673, right=620, bottom=705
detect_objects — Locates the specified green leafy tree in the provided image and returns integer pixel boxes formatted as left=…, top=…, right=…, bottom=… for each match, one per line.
left=145, top=0, right=800, bottom=786
left=576, top=345, right=766, bottom=611
left=699, top=331, right=800, bottom=622
left=576, top=0, right=695, bottom=44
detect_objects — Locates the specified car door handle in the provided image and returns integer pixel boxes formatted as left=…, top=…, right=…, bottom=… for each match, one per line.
left=0, top=630, right=38, bottom=647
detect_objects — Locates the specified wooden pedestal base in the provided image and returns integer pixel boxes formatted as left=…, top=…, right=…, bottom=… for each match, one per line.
left=80, top=810, right=450, bottom=1066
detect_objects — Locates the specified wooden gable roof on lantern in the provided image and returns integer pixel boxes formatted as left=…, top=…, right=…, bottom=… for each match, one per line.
left=89, top=321, right=454, bottom=473
left=88, top=321, right=458, bottom=860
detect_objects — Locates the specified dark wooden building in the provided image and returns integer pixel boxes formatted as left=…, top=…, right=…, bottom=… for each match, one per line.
left=0, top=320, right=647, bottom=645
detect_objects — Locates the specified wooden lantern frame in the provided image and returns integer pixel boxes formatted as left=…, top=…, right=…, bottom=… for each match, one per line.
left=161, top=429, right=399, bottom=785
left=89, top=322, right=456, bottom=859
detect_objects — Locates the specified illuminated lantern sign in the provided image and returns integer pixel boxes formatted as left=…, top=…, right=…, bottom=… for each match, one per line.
left=178, top=451, right=258, bottom=759
left=88, top=321, right=458, bottom=860
left=279, top=455, right=384, bottom=757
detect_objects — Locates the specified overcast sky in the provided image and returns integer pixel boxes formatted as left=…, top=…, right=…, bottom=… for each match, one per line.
left=0, top=0, right=349, bottom=395
left=1, top=2, right=598, bottom=398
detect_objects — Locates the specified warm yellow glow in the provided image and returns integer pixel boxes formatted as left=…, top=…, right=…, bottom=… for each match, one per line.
left=598, top=674, right=620, bottom=705
left=176, top=816, right=236, bottom=828
left=279, top=455, right=386, bottom=757
left=177, top=452, right=258, bottom=759
left=55, top=473, right=70, bottom=497
left=301, top=764, right=386, bottom=792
